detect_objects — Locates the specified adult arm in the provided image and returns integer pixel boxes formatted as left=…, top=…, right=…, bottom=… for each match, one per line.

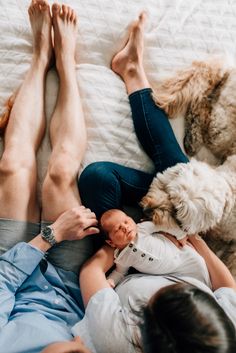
left=30, top=206, right=99, bottom=252
left=0, top=242, right=45, bottom=327
left=107, top=264, right=129, bottom=287
left=0, top=206, right=99, bottom=327
left=188, top=235, right=236, bottom=291
left=80, top=245, right=115, bottom=307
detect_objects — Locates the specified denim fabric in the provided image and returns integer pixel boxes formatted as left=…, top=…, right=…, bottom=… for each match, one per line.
left=79, top=88, right=189, bottom=218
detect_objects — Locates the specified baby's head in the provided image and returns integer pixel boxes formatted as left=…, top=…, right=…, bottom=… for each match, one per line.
left=100, top=209, right=137, bottom=249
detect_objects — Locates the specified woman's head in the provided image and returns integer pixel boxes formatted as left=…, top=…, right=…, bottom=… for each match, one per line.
left=140, top=283, right=236, bottom=353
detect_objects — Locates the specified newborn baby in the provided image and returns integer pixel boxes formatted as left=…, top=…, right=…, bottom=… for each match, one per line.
left=100, top=209, right=211, bottom=287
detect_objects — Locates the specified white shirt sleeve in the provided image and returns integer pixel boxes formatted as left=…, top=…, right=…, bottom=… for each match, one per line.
left=214, top=287, right=236, bottom=329
left=72, top=288, right=136, bottom=353
left=107, top=264, right=129, bottom=286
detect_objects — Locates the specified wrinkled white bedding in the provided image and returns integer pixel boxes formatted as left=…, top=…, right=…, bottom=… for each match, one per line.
left=1, top=0, right=236, bottom=186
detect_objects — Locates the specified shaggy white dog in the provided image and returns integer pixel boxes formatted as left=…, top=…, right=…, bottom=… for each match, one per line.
left=140, top=155, right=236, bottom=275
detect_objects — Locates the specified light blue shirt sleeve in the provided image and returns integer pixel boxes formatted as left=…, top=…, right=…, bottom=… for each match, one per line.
left=0, top=242, right=45, bottom=328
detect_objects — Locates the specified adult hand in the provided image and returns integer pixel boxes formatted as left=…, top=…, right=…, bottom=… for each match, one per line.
left=51, top=206, right=99, bottom=242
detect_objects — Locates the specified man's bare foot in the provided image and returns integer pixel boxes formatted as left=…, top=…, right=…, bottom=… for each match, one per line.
left=28, top=0, right=53, bottom=69
left=51, top=3, right=78, bottom=73
left=111, top=12, right=147, bottom=80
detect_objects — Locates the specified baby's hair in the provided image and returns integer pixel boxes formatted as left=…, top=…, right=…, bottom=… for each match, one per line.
left=98, top=221, right=109, bottom=241
left=99, top=209, right=123, bottom=241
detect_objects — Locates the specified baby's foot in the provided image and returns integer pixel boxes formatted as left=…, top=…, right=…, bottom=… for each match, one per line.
left=28, top=0, right=53, bottom=68
left=52, top=3, right=78, bottom=72
left=111, top=12, right=147, bottom=80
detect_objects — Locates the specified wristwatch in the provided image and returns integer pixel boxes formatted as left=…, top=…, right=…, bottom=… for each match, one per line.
left=41, top=226, right=57, bottom=246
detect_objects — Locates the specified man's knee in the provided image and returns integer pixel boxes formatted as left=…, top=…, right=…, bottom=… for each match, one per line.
left=0, top=152, right=35, bottom=176
left=43, top=156, right=77, bottom=191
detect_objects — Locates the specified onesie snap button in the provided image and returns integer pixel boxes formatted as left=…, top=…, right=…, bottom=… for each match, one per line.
left=149, top=257, right=153, bottom=261
left=141, top=253, right=145, bottom=257
left=133, top=248, right=137, bottom=252
left=129, top=243, right=133, bottom=248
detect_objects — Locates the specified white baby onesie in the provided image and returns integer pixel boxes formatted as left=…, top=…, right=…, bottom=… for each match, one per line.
left=108, top=221, right=211, bottom=287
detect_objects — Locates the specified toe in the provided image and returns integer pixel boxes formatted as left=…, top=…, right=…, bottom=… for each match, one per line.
left=71, top=9, right=76, bottom=22
left=52, top=3, right=61, bottom=15
left=38, top=0, right=49, bottom=11
left=61, top=4, right=68, bottom=19
left=139, top=11, right=148, bottom=25
left=67, top=7, right=72, bottom=21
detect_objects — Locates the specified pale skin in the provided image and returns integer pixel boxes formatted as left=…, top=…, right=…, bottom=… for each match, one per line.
left=80, top=11, right=236, bottom=309
left=0, top=1, right=98, bottom=352
left=101, top=208, right=188, bottom=250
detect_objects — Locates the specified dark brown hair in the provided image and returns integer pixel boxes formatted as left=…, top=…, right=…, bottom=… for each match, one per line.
left=140, top=283, right=236, bottom=353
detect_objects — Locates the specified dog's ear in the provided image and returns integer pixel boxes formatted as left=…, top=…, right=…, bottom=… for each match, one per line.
left=140, top=195, right=156, bottom=210
left=140, top=180, right=170, bottom=212
left=141, top=184, right=175, bottom=228
left=152, top=203, right=175, bottom=228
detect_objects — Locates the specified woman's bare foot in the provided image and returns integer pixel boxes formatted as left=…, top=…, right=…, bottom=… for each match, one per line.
left=111, top=12, right=147, bottom=80
left=51, top=3, right=78, bottom=74
left=28, top=0, right=53, bottom=69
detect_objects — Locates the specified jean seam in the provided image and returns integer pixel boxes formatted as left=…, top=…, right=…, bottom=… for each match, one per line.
left=111, top=170, right=121, bottom=207
left=139, top=91, right=162, bottom=168
left=120, top=178, right=150, bottom=191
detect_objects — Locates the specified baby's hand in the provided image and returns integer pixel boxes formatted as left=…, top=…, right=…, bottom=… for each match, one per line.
left=107, top=278, right=115, bottom=288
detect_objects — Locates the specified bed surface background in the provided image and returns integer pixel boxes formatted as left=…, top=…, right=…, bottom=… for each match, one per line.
left=0, top=0, right=236, bottom=190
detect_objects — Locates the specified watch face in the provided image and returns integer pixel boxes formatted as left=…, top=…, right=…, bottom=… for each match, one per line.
left=44, top=226, right=52, bottom=236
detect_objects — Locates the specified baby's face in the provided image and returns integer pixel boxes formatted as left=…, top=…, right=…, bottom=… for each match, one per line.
left=101, top=210, right=137, bottom=249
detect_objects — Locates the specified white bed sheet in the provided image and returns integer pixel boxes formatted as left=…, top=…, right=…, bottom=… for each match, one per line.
left=1, top=0, right=236, bottom=187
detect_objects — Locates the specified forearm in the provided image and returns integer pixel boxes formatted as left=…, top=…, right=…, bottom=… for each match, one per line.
left=29, top=234, right=52, bottom=252
left=189, top=235, right=236, bottom=291
left=80, top=245, right=115, bottom=307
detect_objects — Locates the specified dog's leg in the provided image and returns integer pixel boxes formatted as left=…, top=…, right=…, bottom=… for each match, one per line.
left=184, top=110, right=203, bottom=156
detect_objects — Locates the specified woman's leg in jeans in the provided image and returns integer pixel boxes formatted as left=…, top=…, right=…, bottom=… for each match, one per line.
left=80, top=12, right=188, bottom=218
left=79, top=161, right=154, bottom=219
left=112, top=12, right=189, bottom=172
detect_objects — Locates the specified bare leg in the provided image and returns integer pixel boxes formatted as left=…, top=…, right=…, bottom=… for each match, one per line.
left=42, top=4, right=86, bottom=221
left=0, top=0, right=52, bottom=222
left=111, top=12, right=150, bottom=94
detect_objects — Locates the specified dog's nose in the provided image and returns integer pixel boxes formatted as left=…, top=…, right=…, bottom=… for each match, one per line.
left=143, top=206, right=154, bottom=218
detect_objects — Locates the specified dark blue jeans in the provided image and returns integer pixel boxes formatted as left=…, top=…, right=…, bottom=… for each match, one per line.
left=79, top=88, right=189, bottom=218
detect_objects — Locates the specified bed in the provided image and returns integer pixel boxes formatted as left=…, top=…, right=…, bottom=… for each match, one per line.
left=0, top=0, right=236, bottom=187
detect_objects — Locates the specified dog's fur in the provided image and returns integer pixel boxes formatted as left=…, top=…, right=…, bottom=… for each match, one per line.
left=141, top=156, right=236, bottom=275
left=141, top=60, right=236, bottom=275
left=152, top=60, right=236, bottom=161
